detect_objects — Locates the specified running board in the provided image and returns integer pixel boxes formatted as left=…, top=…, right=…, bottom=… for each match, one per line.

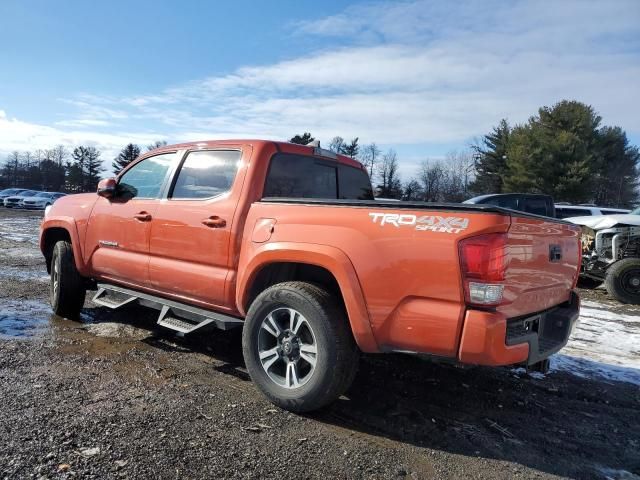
left=93, top=283, right=244, bottom=334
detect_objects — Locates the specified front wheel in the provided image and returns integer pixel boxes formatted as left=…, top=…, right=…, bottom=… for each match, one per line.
left=242, top=281, right=359, bottom=412
left=605, top=258, right=640, bottom=304
left=50, top=240, right=86, bottom=319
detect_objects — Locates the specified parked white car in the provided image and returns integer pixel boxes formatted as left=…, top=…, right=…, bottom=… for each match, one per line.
left=3, top=190, right=39, bottom=208
left=0, top=188, right=30, bottom=206
left=20, top=192, right=66, bottom=210
left=555, top=203, right=630, bottom=219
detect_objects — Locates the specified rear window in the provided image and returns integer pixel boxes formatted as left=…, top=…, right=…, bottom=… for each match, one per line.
left=263, top=153, right=373, bottom=200
left=556, top=207, right=591, bottom=218
left=479, top=196, right=519, bottom=209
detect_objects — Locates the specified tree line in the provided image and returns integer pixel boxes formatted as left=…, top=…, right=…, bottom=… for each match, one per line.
left=0, top=141, right=167, bottom=192
left=2, top=100, right=637, bottom=206
left=291, top=100, right=639, bottom=206
left=291, top=133, right=477, bottom=201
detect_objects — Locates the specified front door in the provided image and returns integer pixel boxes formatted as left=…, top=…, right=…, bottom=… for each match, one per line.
left=85, top=152, right=176, bottom=286
left=148, top=149, right=243, bottom=307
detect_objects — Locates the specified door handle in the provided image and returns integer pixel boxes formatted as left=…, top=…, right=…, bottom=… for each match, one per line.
left=133, top=211, right=152, bottom=221
left=202, top=216, right=226, bottom=228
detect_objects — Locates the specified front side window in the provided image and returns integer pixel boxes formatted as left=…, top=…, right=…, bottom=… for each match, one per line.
left=118, top=153, right=175, bottom=200
left=171, top=150, right=241, bottom=199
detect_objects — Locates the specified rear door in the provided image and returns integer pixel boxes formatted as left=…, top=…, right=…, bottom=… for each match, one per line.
left=148, top=148, right=245, bottom=307
left=85, top=152, right=175, bottom=286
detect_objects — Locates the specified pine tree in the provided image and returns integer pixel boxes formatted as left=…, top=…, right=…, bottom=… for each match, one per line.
left=289, top=132, right=315, bottom=145
left=470, top=119, right=510, bottom=194
left=84, top=147, right=103, bottom=191
left=112, top=144, right=141, bottom=174
left=342, top=138, right=359, bottom=158
left=503, top=101, right=599, bottom=202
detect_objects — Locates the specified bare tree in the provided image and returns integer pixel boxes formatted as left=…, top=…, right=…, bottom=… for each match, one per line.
left=147, top=140, right=168, bottom=151
left=376, top=149, right=402, bottom=198
left=328, top=136, right=345, bottom=153
left=402, top=179, right=422, bottom=200
left=418, top=160, right=446, bottom=202
left=360, top=143, right=381, bottom=182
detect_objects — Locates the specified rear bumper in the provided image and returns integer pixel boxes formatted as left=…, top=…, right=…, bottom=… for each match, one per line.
left=458, top=291, right=579, bottom=366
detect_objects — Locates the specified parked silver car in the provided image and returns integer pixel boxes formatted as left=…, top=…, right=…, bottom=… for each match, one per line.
left=3, top=190, right=40, bottom=208
left=0, top=188, right=29, bottom=206
left=20, top=192, right=66, bottom=210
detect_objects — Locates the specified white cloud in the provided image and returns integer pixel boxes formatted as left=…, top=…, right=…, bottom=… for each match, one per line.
left=1, top=0, right=639, bottom=174
left=0, top=110, right=164, bottom=170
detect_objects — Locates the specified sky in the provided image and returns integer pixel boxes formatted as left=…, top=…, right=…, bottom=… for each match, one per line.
left=0, top=0, right=639, bottom=178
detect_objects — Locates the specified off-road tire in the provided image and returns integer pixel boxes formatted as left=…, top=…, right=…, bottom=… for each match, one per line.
left=50, top=240, right=86, bottom=319
left=604, top=258, right=640, bottom=304
left=242, top=281, right=359, bottom=412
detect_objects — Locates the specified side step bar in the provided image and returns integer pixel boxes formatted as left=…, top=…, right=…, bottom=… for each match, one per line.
left=92, top=283, right=244, bottom=334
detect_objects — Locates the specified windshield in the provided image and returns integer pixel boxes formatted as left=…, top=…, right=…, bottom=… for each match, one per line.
left=34, top=192, right=51, bottom=198
left=630, top=207, right=640, bottom=215
left=20, top=190, right=38, bottom=196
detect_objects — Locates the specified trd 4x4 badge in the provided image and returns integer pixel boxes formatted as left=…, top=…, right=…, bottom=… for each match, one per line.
left=369, top=212, right=469, bottom=234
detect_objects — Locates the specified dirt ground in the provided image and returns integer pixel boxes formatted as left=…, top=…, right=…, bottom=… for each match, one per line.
left=0, top=208, right=638, bottom=480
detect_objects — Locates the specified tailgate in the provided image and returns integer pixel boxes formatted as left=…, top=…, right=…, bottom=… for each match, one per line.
left=498, top=215, right=581, bottom=318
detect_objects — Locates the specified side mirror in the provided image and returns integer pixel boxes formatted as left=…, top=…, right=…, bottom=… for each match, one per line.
left=97, top=178, right=117, bottom=198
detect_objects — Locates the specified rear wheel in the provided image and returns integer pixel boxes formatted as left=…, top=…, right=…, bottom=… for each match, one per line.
left=50, top=240, right=86, bottom=319
left=604, top=258, right=640, bottom=304
left=242, top=281, right=359, bottom=412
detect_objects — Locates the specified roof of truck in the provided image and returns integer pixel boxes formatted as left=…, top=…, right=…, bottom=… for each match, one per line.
left=143, top=139, right=365, bottom=170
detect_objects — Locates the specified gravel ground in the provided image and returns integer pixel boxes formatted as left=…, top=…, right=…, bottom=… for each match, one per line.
left=0, top=208, right=639, bottom=480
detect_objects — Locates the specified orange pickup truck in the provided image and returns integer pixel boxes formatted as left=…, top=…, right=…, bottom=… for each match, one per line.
left=40, top=140, right=581, bottom=411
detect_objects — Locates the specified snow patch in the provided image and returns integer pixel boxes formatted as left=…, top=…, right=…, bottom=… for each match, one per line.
left=551, top=302, right=640, bottom=385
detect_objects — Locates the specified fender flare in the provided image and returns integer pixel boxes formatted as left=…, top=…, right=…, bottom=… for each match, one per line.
left=236, top=242, right=379, bottom=353
left=40, top=217, right=89, bottom=275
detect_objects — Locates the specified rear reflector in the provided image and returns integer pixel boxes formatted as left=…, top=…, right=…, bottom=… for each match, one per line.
left=459, top=233, right=508, bottom=306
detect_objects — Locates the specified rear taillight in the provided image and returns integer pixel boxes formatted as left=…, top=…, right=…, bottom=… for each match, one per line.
left=459, top=233, right=508, bottom=306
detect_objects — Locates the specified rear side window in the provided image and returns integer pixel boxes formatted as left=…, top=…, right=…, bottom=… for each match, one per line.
left=338, top=164, right=374, bottom=200
left=263, top=153, right=373, bottom=200
left=171, top=150, right=241, bottom=199
left=601, top=209, right=625, bottom=215
left=523, top=198, right=549, bottom=216
left=119, top=153, right=175, bottom=199
left=555, top=208, right=592, bottom=218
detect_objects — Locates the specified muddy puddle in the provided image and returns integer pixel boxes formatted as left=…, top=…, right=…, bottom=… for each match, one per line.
left=0, top=294, right=155, bottom=343
left=0, top=299, right=52, bottom=338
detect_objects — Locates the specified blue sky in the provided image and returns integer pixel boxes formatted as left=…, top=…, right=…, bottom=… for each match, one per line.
left=1, top=0, right=639, bottom=178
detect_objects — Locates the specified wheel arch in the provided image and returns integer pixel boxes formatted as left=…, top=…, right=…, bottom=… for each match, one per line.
left=237, top=243, right=378, bottom=352
left=40, top=220, right=86, bottom=274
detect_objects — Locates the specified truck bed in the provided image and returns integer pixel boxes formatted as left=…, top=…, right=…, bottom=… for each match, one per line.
left=260, top=198, right=574, bottom=224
